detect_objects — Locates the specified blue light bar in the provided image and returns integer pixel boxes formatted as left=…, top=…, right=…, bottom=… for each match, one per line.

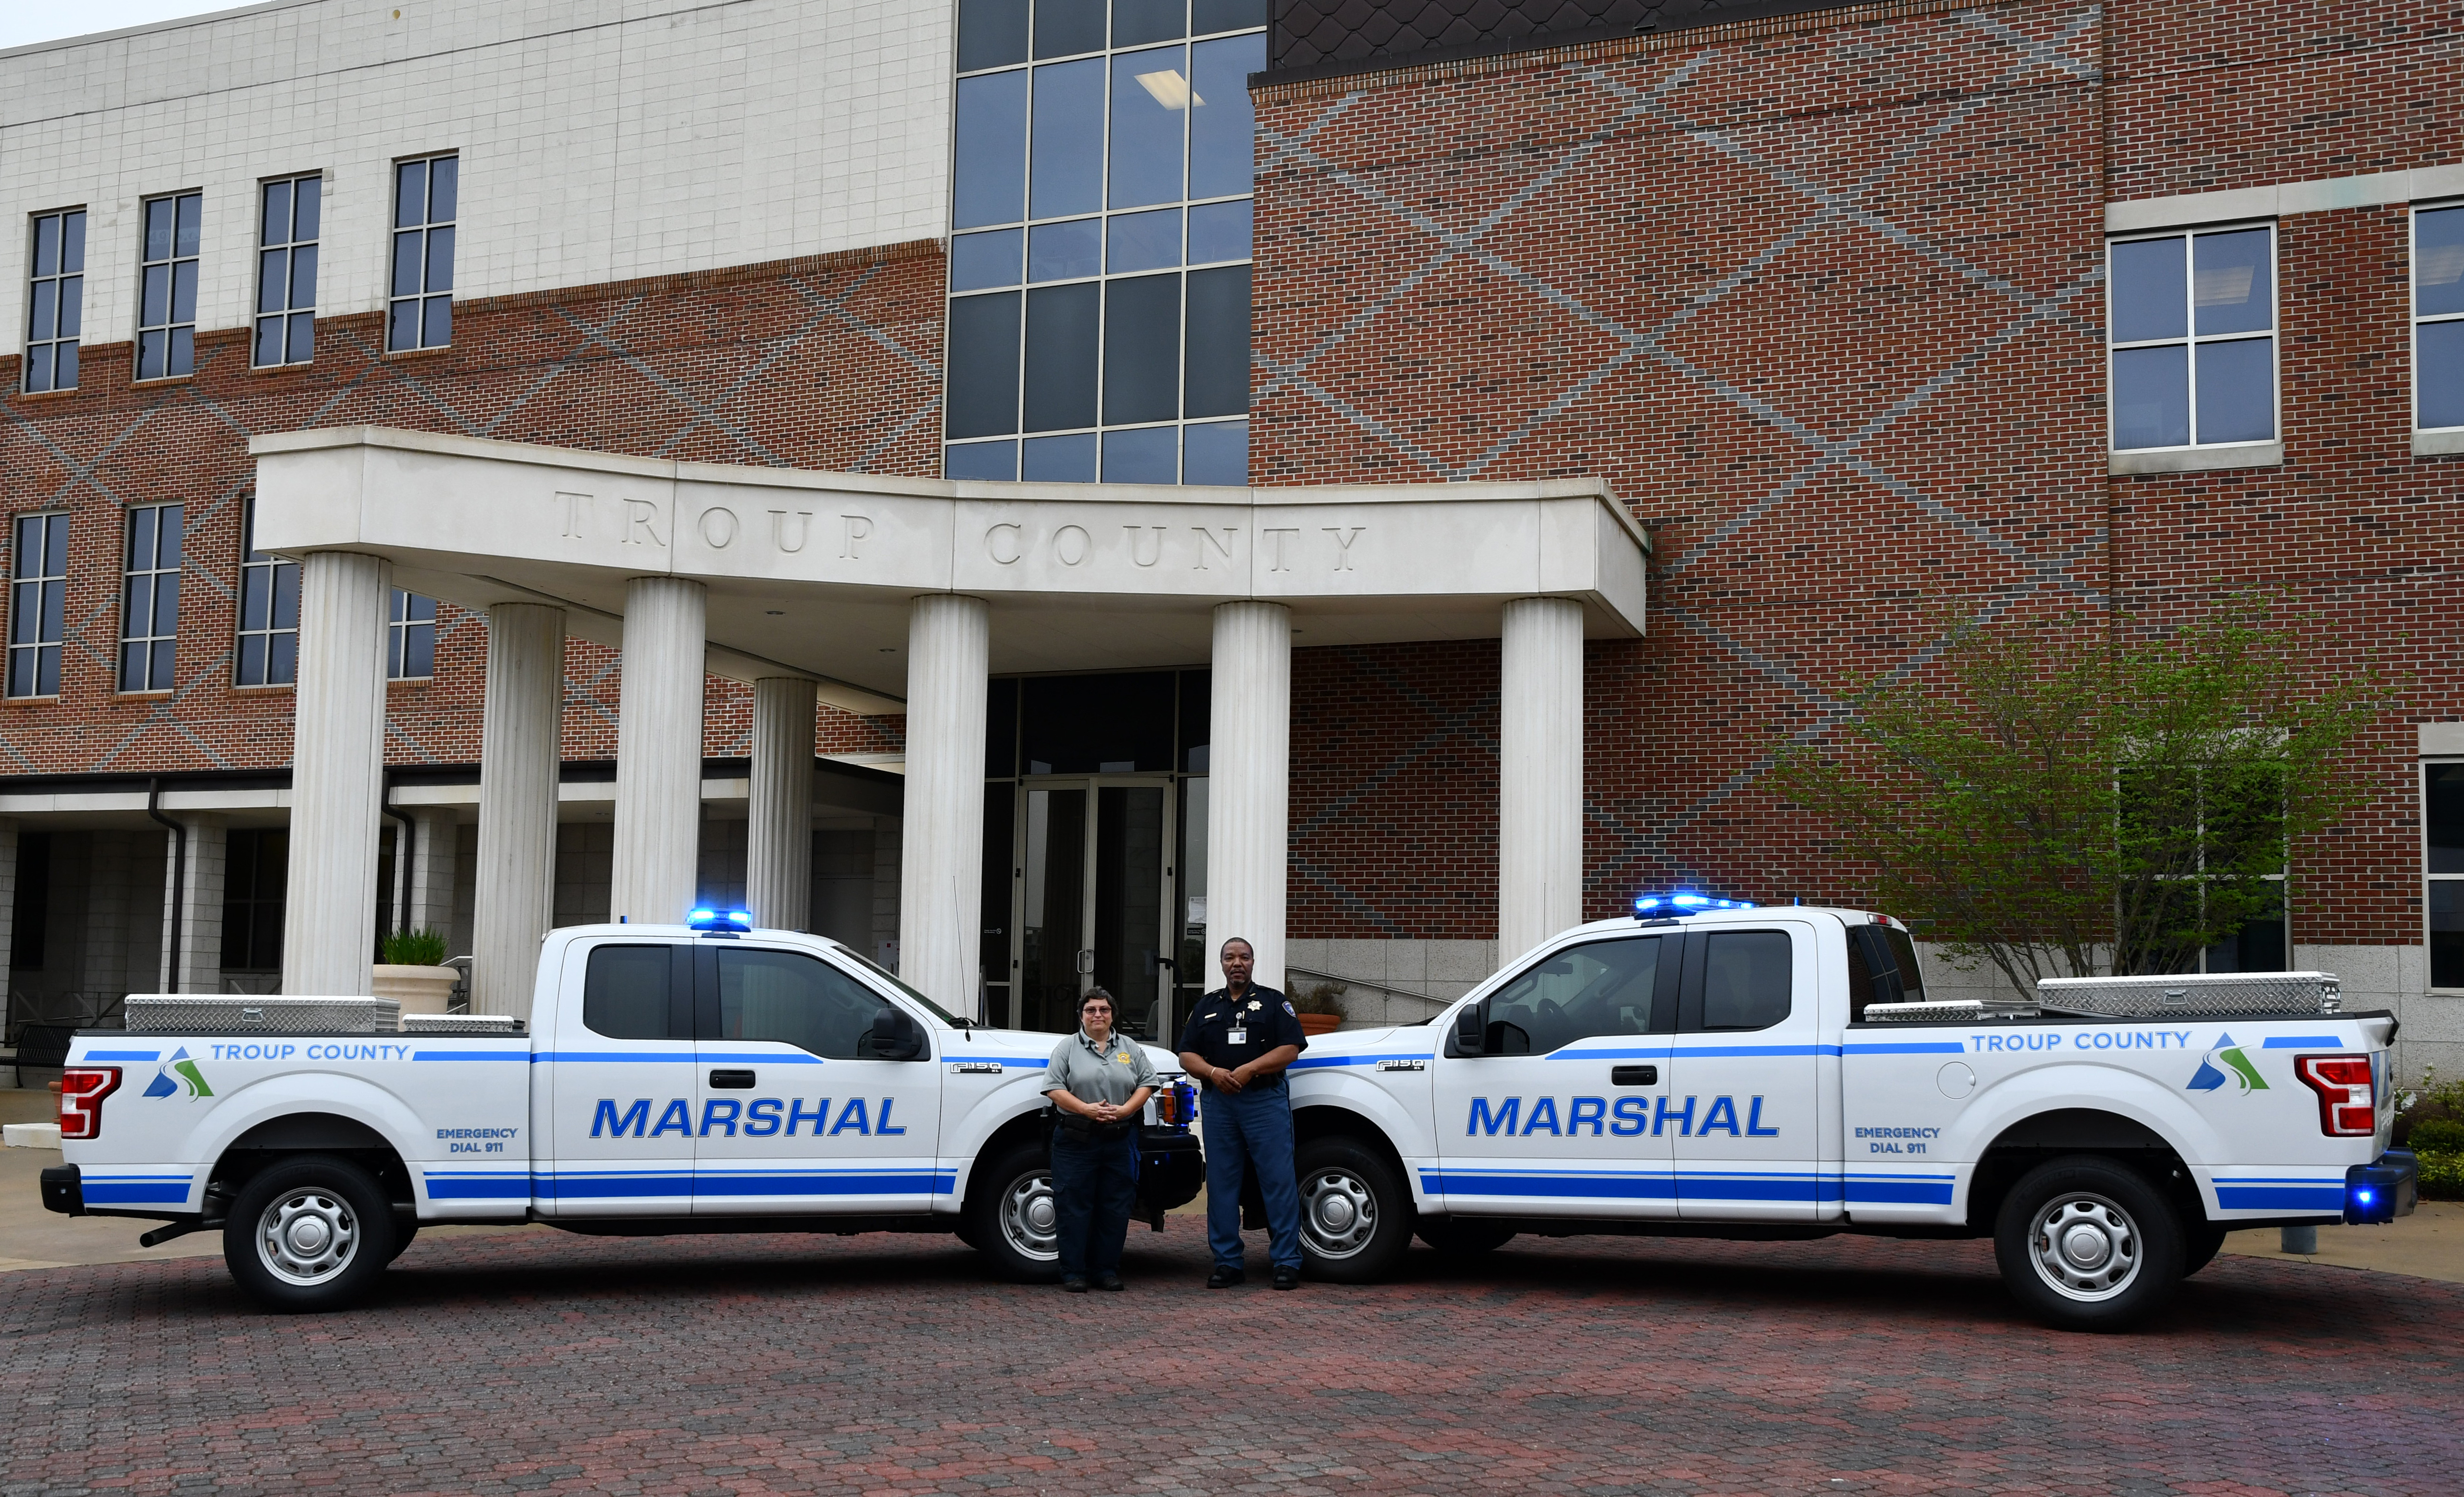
left=688, top=908, right=754, bottom=932
left=1634, top=890, right=1756, bottom=915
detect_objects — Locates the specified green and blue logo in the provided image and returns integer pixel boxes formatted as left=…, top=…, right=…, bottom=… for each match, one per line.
left=141, top=1047, right=213, bottom=1100
left=2187, top=1033, right=2267, bottom=1094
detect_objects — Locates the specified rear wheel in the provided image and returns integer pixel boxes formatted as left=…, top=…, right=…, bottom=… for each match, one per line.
left=1994, top=1155, right=2184, bottom=1332
left=223, top=1155, right=397, bottom=1313
left=965, top=1139, right=1062, bottom=1283
left=1415, top=1216, right=1517, bottom=1258
left=1295, top=1136, right=1412, bottom=1283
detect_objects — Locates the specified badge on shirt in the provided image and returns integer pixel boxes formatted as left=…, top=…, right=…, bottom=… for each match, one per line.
left=1227, top=1028, right=1248, bottom=1045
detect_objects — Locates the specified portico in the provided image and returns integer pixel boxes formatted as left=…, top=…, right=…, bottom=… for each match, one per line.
left=248, top=426, right=1648, bottom=1025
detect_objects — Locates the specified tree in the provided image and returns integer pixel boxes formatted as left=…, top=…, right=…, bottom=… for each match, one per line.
left=1770, top=604, right=2379, bottom=998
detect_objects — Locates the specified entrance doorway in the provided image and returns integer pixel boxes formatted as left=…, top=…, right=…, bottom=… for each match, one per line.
left=1011, top=778, right=1177, bottom=1039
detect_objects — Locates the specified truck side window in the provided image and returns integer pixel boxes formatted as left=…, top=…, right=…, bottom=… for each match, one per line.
left=584, top=944, right=684, bottom=1040
left=1480, top=937, right=1661, bottom=1056
left=1700, top=932, right=1791, bottom=1031
left=717, top=948, right=886, bottom=1060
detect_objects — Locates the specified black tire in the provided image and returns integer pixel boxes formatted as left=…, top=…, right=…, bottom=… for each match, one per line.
left=1993, top=1154, right=2185, bottom=1332
left=964, top=1139, right=1063, bottom=1283
left=223, top=1154, right=398, bottom=1313
left=1415, top=1216, right=1517, bottom=1257
left=388, top=1220, right=420, bottom=1263
left=1294, top=1136, right=1412, bottom=1284
left=2183, top=1221, right=2228, bottom=1277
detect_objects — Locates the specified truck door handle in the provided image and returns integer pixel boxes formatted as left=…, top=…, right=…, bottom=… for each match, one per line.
left=1611, top=1064, right=1658, bottom=1086
left=709, top=1069, right=756, bottom=1089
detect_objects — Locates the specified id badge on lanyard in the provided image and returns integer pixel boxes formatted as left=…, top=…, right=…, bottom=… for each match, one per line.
left=1226, top=1026, right=1248, bottom=1045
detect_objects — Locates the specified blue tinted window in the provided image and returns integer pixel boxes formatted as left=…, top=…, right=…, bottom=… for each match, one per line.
left=952, top=228, right=1024, bottom=291
left=1104, top=273, right=1181, bottom=425
left=1114, top=0, right=1185, bottom=46
left=2110, top=238, right=2185, bottom=344
left=1108, top=209, right=1181, bottom=273
left=1023, top=432, right=1098, bottom=482
left=956, top=71, right=1029, bottom=228
left=2108, top=228, right=2273, bottom=449
left=1184, top=265, right=1250, bottom=418
left=1109, top=47, right=1189, bottom=208
left=1192, top=0, right=1265, bottom=31
left=947, top=292, right=1023, bottom=438
left=1189, top=34, right=1263, bottom=200
left=1034, top=0, right=1105, bottom=57
left=1024, top=282, right=1101, bottom=432
left=1103, top=426, right=1180, bottom=482
left=2421, top=320, right=2464, bottom=429
left=1030, top=218, right=1102, bottom=282
left=958, top=0, right=1028, bottom=71
left=2112, top=345, right=2189, bottom=450
left=2416, top=207, right=2464, bottom=430
left=2420, top=207, right=2464, bottom=318
left=2193, top=229, right=2271, bottom=337
left=1184, top=420, right=1247, bottom=484
left=2195, top=339, right=2274, bottom=443
left=1031, top=59, right=1106, bottom=219
left=1188, top=199, right=1250, bottom=264
left=947, top=440, right=1020, bottom=480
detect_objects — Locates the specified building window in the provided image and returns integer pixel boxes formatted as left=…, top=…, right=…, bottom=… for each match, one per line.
left=222, top=828, right=288, bottom=973
left=2431, top=763, right=2464, bottom=990
left=389, top=589, right=436, bottom=679
left=25, top=209, right=86, bottom=394
left=2417, top=205, right=2464, bottom=432
left=120, top=503, right=183, bottom=693
left=2109, top=226, right=2276, bottom=451
left=136, top=191, right=202, bottom=381
left=235, top=500, right=299, bottom=687
left=389, top=155, right=457, bottom=351
left=8, top=513, right=68, bottom=698
left=945, top=0, right=1264, bottom=486
left=255, top=174, right=321, bottom=367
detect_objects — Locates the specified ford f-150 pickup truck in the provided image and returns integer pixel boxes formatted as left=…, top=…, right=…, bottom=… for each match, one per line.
left=41, top=918, right=1199, bottom=1310
left=1273, top=903, right=2416, bottom=1328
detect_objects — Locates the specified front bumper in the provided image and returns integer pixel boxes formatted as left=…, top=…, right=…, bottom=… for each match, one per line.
left=1136, top=1130, right=1203, bottom=1215
left=40, top=1163, right=83, bottom=1216
left=2345, top=1150, right=2418, bottom=1224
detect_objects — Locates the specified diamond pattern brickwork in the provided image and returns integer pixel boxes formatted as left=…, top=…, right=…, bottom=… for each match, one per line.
left=1270, top=0, right=1874, bottom=77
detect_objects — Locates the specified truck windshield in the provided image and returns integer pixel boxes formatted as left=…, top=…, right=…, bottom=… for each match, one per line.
left=840, top=947, right=969, bottom=1027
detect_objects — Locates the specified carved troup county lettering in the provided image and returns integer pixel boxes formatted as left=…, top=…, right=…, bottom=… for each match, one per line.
left=772, top=509, right=814, bottom=553
left=559, top=491, right=591, bottom=537
left=1126, top=525, right=1165, bottom=566
left=1052, top=525, right=1090, bottom=565
left=698, top=507, right=739, bottom=547
left=623, top=497, right=665, bottom=546
left=841, top=514, right=871, bottom=557
left=986, top=522, right=1024, bottom=565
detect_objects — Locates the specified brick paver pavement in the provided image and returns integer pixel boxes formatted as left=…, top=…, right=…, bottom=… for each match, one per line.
left=4, top=1224, right=2458, bottom=1496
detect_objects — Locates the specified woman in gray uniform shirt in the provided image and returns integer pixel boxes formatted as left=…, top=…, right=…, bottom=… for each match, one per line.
left=1041, top=988, right=1156, bottom=1291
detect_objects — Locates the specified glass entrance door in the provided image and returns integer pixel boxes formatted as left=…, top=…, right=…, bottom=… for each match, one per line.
left=1014, top=779, right=1175, bottom=1039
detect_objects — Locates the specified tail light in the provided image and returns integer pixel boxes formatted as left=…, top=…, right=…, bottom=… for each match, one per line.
left=2296, top=1054, right=2375, bottom=1137
left=57, top=1067, right=121, bottom=1140
left=1154, top=1080, right=1197, bottom=1129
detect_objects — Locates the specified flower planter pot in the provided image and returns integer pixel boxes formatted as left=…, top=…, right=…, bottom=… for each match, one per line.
left=371, top=964, right=459, bottom=1017
left=1295, top=1012, right=1344, bottom=1036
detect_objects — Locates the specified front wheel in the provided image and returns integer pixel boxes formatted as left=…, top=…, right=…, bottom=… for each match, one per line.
left=2183, top=1221, right=2228, bottom=1277
left=1994, top=1155, right=2185, bottom=1332
left=1294, top=1136, right=1412, bottom=1283
left=964, top=1139, right=1062, bottom=1283
left=223, top=1155, right=397, bottom=1313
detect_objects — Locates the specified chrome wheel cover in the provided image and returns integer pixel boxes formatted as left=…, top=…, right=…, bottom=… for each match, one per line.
left=999, top=1167, right=1060, bottom=1262
left=1300, top=1166, right=1378, bottom=1260
left=256, top=1186, right=361, bottom=1287
left=2028, top=1191, right=2143, bottom=1302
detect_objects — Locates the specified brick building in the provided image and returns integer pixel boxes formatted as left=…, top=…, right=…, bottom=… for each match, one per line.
left=1, top=0, right=2459, bottom=1072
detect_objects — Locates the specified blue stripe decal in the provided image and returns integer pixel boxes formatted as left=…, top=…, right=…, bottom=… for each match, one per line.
left=698, top=1051, right=827, bottom=1064
left=412, top=1050, right=531, bottom=1061
left=82, top=1050, right=161, bottom=1061
left=82, top=1177, right=194, bottom=1205
left=1291, top=1053, right=1432, bottom=1070
left=2217, top=1186, right=2344, bottom=1210
left=2260, top=1036, right=2343, bottom=1049
left=691, top=1171, right=957, bottom=1196
left=423, top=1175, right=533, bottom=1201
left=531, top=1050, right=827, bottom=1064
left=531, top=1051, right=700, bottom=1063
left=966, top=1057, right=1049, bottom=1068
left=1423, top=1171, right=1682, bottom=1201
left=1843, top=1179, right=1957, bottom=1205
left=534, top=1172, right=697, bottom=1200
left=1842, top=1041, right=1970, bottom=1055
left=1548, top=1044, right=1839, bottom=1060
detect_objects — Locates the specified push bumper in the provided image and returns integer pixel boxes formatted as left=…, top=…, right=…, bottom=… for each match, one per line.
left=40, top=1163, right=83, bottom=1216
left=1136, top=1130, right=1204, bottom=1216
left=2345, top=1150, right=2417, bottom=1224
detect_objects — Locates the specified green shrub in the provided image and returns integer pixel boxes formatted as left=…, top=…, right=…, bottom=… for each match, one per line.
left=381, top=927, right=449, bottom=966
left=2407, top=1118, right=2464, bottom=1154
left=2415, top=1150, right=2464, bottom=1203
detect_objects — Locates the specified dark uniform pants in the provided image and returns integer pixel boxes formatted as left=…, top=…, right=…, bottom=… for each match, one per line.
left=1202, top=1079, right=1301, bottom=1271
left=1050, top=1129, right=1136, bottom=1278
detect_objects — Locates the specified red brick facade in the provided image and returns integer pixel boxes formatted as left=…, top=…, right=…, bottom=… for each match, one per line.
left=0, top=241, right=944, bottom=776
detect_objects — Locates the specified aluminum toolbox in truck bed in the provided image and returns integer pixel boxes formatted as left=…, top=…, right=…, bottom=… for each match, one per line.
left=123, top=995, right=403, bottom=1034
left=2033, top=970, right=2342, bottom=1019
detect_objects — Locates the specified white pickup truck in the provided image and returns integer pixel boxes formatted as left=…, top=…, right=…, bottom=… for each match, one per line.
left=40, top=918, right=1200, bottom=1310
left=1276, top=904, right=2417, bottom=1328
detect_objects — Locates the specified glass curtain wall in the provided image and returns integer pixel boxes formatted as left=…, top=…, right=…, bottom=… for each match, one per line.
left=946, top=0, right=1265, bottom=486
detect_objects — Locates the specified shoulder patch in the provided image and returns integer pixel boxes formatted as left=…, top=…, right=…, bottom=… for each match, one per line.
left=1282, top=1001, right=1297, bottom=1017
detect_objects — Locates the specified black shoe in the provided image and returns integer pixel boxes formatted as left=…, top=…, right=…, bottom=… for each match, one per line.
left=1206, top=1266, right=1245, bottom=1289
left=1095, top=1271, right=1125, bottom=1291
left=1272, top=1266, right=1302, bottom=1290
left=1061, top=1275, right=1090, bottom=1293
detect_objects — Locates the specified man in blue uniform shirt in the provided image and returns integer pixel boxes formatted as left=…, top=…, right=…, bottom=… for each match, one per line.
left=1176, top=935, right=1308, bottom=1289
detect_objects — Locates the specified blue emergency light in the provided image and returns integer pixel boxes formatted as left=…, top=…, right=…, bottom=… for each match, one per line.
left=688, top=908, right=754, bottom=933
left=1634, top=890, right=1756, bottom=914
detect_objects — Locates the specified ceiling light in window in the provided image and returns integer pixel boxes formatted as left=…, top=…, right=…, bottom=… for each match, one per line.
left=1136, top=69, right=1203, bottom=111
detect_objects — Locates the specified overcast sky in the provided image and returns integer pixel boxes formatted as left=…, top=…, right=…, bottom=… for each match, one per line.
left=0, top=0, right=257, bottom=52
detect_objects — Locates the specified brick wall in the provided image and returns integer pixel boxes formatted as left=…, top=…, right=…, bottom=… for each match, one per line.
left=0, top=241, right=944, bottom=776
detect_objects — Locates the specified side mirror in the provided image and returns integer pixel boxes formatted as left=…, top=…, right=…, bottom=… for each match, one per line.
left=1451, top=1001, right=1486, bottom=1056
left=870, top=1006, right=924, bottom=1060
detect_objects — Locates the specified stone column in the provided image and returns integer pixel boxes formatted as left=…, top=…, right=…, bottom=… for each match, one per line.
left=1207, top=600, right=1291, bottom=994
left=1499, top=596, right=1585, bottom=962
left=474, top=603, right=565, bottom=1017
left=159, top=815, right=227, bottom=992
left=897, top=594, right=989, bottom=1017
left=283, top=550, right=391, bottom=997
left=408, top=810, right=459, bottom=936
left=748, top=676, right=817, bottom=931
left=611, top=577, right=707, bottom=926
